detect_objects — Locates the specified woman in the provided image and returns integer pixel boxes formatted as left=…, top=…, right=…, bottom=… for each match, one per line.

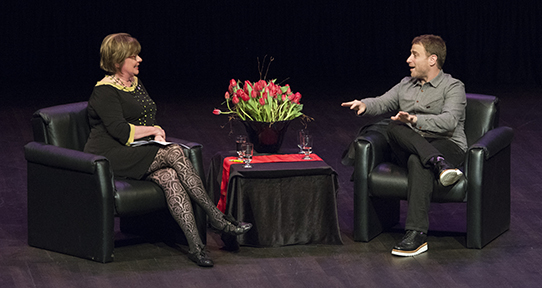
left=84, top=33, right=251, bottom=267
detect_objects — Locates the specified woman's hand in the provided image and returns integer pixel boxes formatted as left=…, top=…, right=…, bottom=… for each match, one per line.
left=154, top=127, right=166, bottom=141
left=154, top=134, right=166, bottom=142
left=133, top=125, right=166, bottom=141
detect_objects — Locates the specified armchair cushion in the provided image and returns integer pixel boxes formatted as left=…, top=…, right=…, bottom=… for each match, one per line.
left=368, top=163, right=468, bottom=202
left=114, top=179, right=165, bottom=216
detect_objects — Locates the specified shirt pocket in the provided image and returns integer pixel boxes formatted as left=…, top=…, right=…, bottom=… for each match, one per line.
left=417, top=97, right=444, bottom=114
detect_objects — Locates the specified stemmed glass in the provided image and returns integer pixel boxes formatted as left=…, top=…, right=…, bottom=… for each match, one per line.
left=236, top=135, right=247, bottom=161
left=297, top=129, right=309, bottom=154
left=241, top=142, right=254, bottom=168
left=301, top=134, right=313, bottom=160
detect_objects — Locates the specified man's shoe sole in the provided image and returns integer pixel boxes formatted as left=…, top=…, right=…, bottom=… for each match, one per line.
left=440, top=169, right=463, bottom=186
left=391, top=242, right=428, bottom=257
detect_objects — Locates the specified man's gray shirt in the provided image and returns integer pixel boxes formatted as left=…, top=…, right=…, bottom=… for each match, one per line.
left=361, top=70, right=467, bottom=151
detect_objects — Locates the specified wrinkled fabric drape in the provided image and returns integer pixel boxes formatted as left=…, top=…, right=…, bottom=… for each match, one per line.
left=226, top=161, right=343, bottom=247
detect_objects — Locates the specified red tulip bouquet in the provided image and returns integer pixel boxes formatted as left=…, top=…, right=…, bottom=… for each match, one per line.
left=213, top=78, right=304, bottom=123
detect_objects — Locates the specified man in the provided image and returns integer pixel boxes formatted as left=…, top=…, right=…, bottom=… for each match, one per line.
left=341, top=34, right=466, bottom=256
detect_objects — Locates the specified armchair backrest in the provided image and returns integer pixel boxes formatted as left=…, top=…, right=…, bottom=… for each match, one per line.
left=464, top=94, right=500, bottom=147
left=31, top=101, right=90, bottom=151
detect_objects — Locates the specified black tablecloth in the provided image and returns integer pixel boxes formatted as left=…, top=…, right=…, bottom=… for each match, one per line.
left=206, top=151, right=343, bottom=247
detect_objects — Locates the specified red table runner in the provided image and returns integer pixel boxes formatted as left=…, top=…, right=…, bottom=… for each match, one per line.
left=217, top=154, right=323, bottom=212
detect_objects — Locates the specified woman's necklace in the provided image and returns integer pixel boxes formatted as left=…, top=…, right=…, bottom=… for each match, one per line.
left=110, top=75, right=134, bottom=88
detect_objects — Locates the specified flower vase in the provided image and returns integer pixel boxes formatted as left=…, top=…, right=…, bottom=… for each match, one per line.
left=242, top=120, right=291, bottom=154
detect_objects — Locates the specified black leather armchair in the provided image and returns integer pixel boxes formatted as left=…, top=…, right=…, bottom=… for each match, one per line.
left=24, top=101, right=207, bottom=263
left=352, top=94, right=514, bottom=248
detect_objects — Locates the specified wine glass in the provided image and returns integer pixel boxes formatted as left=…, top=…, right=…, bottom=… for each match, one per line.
left=302, top=134, right=313, bottom=160
left=236, top=135, right=247, bottom=160
left=242, top=142, right=254, bottom=168
left=297, top=129, right=308, bottom=154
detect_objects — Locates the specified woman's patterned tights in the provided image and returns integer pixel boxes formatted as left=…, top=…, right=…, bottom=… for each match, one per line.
left=146, top=144, right=228, bottom=253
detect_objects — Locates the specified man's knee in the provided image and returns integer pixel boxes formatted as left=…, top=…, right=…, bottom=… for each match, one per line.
left=386, top=120, right=408, bottom=139
left=407, top=154, right=424, bottom=168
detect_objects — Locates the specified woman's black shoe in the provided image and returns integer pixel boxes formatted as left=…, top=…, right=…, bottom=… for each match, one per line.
left=222, top=221, right=253, bottom=236
left=188, top=247, right=214, bottom=267
left=219, top=214, right=253, bottom=236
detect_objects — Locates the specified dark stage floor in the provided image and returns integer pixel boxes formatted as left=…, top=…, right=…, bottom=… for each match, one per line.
left=2, top=84, right=542, bottom=287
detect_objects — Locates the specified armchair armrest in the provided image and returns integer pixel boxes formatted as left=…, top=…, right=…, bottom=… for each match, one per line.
left=464, top=126, right=513, bottom=248
left=25, top=141, right=116, bottom=263
left=464, top=126, right=514, bottom=178
left=352, top=130, right=397, bottom=242
left=24, top=141, right=108, bottom=174
left=353, top=131, right=390, bottom=172
left=469, top=126, right=514, bottom=160
left=167, top=137, right=202, bottom=150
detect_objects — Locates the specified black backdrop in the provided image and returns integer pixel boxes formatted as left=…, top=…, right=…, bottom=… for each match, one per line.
left=2, top=1, right=541, bottom=103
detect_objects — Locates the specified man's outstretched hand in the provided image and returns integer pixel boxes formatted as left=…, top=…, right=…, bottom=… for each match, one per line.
left=341, top=100, right=367, bottom=115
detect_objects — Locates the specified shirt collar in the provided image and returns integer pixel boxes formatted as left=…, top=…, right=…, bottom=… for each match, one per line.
left=416, top=70, right=444, bottom=87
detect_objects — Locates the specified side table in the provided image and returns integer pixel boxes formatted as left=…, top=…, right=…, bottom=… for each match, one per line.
left=207, top=151, right=343, bottom=247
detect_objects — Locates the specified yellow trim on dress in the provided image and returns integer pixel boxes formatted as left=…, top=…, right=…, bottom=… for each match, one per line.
left=96, top=77, right=142, bottom=146
left=127, top=123, right=136, bottom=146
left=96, top=76, right=139, bottom=92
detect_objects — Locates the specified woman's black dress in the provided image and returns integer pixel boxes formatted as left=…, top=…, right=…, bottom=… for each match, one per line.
left=84, top=77, right=160, bottom=179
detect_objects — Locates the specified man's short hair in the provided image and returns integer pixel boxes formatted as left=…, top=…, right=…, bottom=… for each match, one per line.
left=412, top=35, right=446, bottom=69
